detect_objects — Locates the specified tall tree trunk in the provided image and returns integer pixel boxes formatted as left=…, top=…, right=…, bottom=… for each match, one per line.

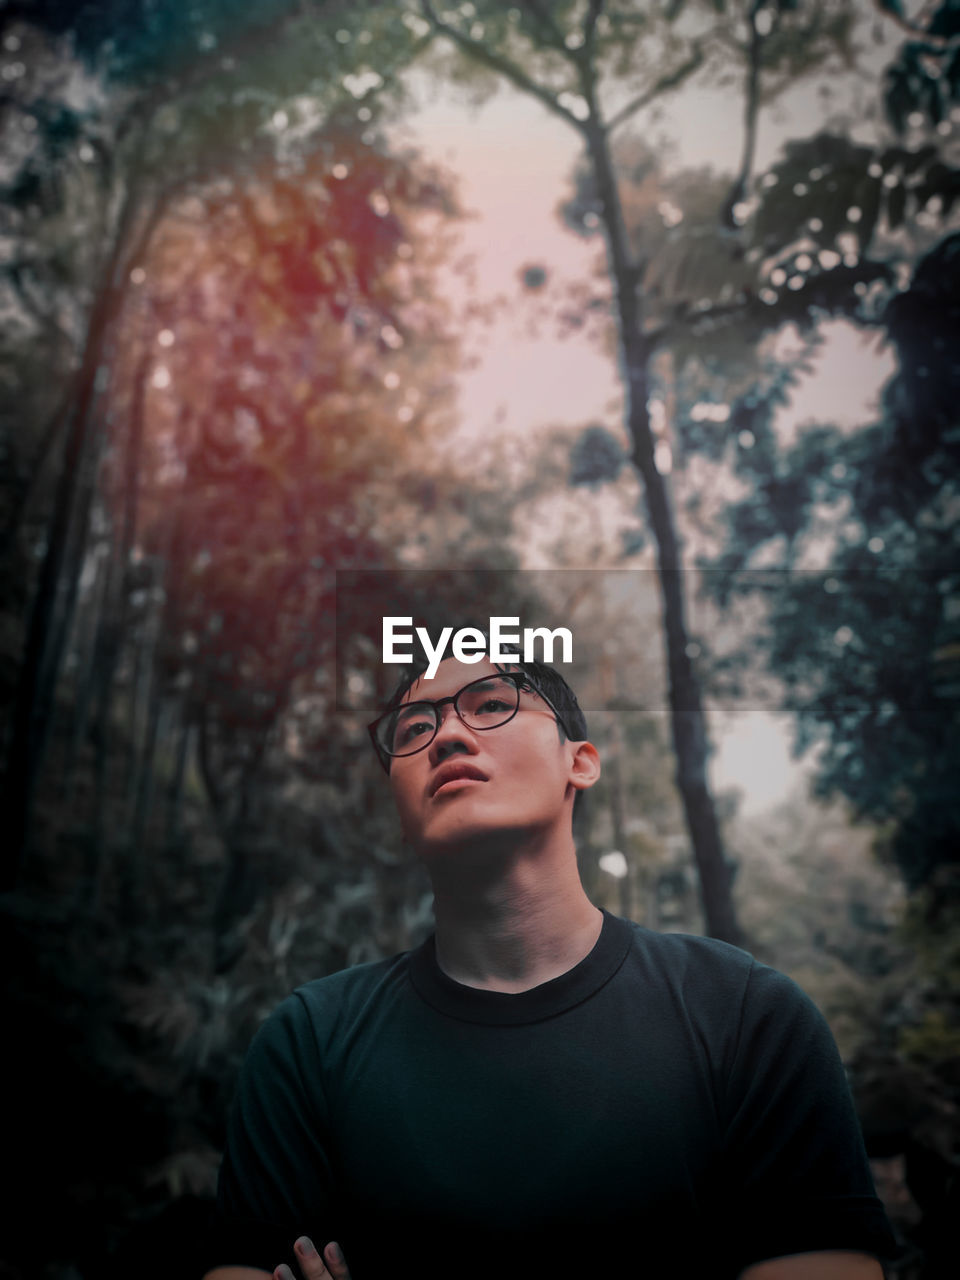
left=605, top=711, right=633, bottom=921
left=601, top=645, right=633, bottom=919
left=604, top=716, right=634, bottom=926
left=164, top=712, right=192, bottom=855
left=35, top=415, right=109, bottom=783
left=1, top=172, right=150, bottom=890
left=124, top=605, right=156, bottom=808
left=0, top=385, right=72, bottom=554
left=60, top=540, right=110, bottom=811
left=82, top=696, right=111, bottom=913
left=586, top=121, right=741, bottom=946
left=74, top=336, right=152, bottom=868
left=198, top=709, right=269, bottom=975
left=125, top=682, right=164, bottom=918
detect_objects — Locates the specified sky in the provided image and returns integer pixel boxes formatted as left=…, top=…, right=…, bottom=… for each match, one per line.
left=398, top=68, right=896, bottom=445
left=389, top=20, right=905, bottom=817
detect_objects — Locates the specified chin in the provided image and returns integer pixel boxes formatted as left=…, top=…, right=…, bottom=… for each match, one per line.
left=412, top=819, right=539, bottom=864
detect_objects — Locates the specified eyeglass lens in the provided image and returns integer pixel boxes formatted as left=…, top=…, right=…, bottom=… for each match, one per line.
left=380, top=675, right=521, bottom=757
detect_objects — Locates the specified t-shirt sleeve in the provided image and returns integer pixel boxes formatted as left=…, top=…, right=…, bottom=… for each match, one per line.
left=209, top=991, right=338, bottom=1273
left=719, top=959, right=897, bottom=1273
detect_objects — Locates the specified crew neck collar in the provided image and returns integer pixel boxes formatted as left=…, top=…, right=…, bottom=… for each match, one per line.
left=408, top=908, right=633, bottom=1026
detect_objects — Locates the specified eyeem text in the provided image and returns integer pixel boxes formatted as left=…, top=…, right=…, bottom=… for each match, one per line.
left=383, top=617, right=574, bottom=679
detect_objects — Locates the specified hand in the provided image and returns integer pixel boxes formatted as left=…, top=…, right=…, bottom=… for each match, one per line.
left=274, top=1235, right=351, bottom=1280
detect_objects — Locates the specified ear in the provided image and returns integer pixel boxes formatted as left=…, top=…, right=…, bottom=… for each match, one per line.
left=567, top=740, right=601, bottom=792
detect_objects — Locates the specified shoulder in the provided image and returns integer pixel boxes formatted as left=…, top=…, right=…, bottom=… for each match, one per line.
left=614, top=919, right=829, bottom=1062
left=623, top=920, right=815, bottom=1009
left=248, top=951, right=410, bottom=1060
left=625, top=922, right=755, bottom=971
left=620, top=919, right=756, bottom=998
left=293, top=951, right=406, bottom=1007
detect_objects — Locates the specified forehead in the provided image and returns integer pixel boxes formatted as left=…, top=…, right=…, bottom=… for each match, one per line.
left=403, top=656, right=507, bottom=702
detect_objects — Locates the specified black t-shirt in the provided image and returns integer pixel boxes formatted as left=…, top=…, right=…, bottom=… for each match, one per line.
left=212, top=910, right=895, bottom=1277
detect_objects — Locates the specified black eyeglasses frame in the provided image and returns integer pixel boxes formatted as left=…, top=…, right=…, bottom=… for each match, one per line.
left=367, top=670, right=571, bottom=773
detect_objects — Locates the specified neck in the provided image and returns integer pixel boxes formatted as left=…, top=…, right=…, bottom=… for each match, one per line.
left=427, top=830, right=603, bottom=993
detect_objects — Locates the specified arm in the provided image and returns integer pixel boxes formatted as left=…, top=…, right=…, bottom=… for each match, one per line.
left=209, top=994, right=339, bottom=1276
left=740, top=1251, right=885, bottom=1280
left=721, top=963, right=896, bottom=1274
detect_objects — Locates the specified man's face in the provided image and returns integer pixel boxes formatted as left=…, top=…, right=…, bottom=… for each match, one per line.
left=387, top=656, right=595, bottom=860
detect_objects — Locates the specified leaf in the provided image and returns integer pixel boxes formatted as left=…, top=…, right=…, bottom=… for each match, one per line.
left=621, top=528, right=647, bottom=558
left=521, top=264, right=549, bottom=291
left=569, top=425, right=627, bottom=488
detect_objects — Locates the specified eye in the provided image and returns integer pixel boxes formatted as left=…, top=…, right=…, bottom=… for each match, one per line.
left=395, top=715, right=434, bottom=747
left=399, top=716, right=432, bottom=747
left=475, top=696, right=512, bottom=716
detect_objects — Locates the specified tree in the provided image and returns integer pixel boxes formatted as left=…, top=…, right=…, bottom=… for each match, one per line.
left=704, top=229, right=960, bottom=900
left=687, top=12, right=960, bottom=1268
left=0, top=0, right=438, bottom=887
left=405, top=0, right=901, bottom=941
left=697, top=0, right=960, bottom=904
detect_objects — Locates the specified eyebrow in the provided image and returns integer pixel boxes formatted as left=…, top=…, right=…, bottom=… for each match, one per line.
left=396, top=675, right=510, bottom=711
left=393, top=702, right=431, bottom=723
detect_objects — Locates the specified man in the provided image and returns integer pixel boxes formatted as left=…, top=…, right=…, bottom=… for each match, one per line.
left=204, top=653, right=896, bottom=1280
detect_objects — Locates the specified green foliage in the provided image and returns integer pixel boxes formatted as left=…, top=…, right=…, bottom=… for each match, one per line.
left=3, top=1, right=416, bottom=94
left=898, top=1010, right=960, bottom=1067
left=883, top=233, right=960, bottom=445
left=702, top=232, right=960, bottom=898
left=900, top=872, right=960, bottom=995
left=729, top=798, right=908, bottom=1056
left=570, top=424, right=628, bottom=488
left=119, top=139, right=457, bottom=737
left=752, top=133, right=960, bottom=255
left=882, top=0, right=960, bottom=133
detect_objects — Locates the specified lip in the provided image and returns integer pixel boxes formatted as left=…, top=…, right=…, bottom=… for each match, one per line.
left=428, top=762, right=488, bottom=798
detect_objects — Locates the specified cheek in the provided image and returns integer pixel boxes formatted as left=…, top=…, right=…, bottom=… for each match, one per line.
left=497, top=742, right=568, bottom=802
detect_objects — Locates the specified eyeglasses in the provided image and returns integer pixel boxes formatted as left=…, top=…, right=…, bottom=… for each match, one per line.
left=367, top=672, right=569, bottom=772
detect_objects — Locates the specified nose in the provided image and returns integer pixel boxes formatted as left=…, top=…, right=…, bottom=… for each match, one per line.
left=428, top=702, right=478, bottom=764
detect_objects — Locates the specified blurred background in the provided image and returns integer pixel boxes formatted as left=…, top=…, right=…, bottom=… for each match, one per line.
left=0, top=2, right=957, bottom=1276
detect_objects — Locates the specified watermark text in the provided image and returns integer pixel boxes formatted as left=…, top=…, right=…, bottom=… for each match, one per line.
left=383, top=616, right=573, bottom=679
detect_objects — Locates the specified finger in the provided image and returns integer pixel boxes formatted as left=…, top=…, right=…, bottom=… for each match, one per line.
left=286, top=1235, right=351, bottom=1280
left=276, top=1237, right=324, bottom=1280
left=323, top=1240, right=352, bottom=1280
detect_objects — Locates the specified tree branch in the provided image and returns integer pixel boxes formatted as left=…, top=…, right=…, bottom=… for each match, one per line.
left=872, top=0, right=960, bottom=50
left=607, top=41, right=705, bottom=134
left=583, top=0, right=605, bottom=51
left=720, top=0, right=766, bottom=230
left=419, top=0, right=586, bottom=134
